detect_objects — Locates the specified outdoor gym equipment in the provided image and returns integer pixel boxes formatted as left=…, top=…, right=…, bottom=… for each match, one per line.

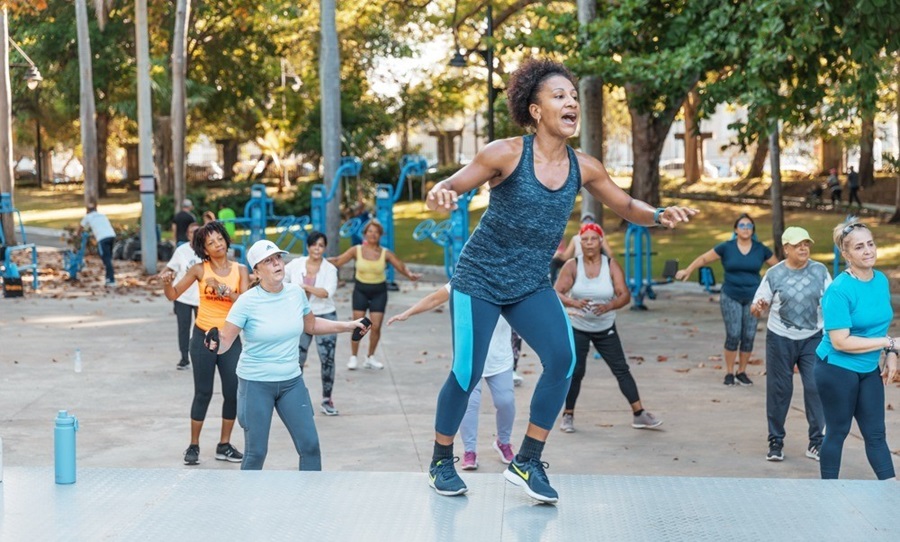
left=216, top=184, right=310, bottom=265
left=62, top=232, right=91, bottom=281
left=311, top=157, right=362, bottom=235
left=622, top=224, right=677, bottom=310
left=375, top=154, right=427, bottom=287
left=412, top=190, right=474, bottom=279
left=0, top=192, right=39, bottom=289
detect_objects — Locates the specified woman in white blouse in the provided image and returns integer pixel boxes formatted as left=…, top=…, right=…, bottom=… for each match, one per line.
left=285, top=231, right=341, bottom=415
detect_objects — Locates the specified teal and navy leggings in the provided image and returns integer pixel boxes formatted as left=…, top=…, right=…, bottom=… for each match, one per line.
left=435, top=288, right=575, bottom=435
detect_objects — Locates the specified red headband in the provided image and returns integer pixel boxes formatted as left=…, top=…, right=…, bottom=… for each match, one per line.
left=580, top=223, right=604, bottom=237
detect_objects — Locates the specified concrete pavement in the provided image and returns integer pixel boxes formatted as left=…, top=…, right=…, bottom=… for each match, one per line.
left=2, top=272, right=898, bottom=482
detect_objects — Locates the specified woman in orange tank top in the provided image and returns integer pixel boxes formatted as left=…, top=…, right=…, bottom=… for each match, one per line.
left=163, top=221, right=250, bottom=466
left=330, top=220, right=421, bottom=371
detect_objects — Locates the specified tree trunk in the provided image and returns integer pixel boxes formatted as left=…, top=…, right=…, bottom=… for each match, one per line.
left=154, top=115, right=173, bottom=195
left=628, top=111, right=666, bottom=207
left=769, top=121, right=784, bottom=259
left=96, top=110, right=109, bottom=197
left=579, top=75, right=604, bottom=223
left=219, top=138, right=238, bottom=180
left=746, top=138, right=769, bottom=179
left=683, top=88, right=701, bottom=183
left=577, top=0, right=603, bottom=224
left=0, top=7, right=17, bottom=244
left=859, top=111, right=875, bottom=188
left=818, top=137, right=842, bottom=175
left=320, top=0, right=342, bottom=256
left=891, top=81, right=900, bottom=223
left=171, top=0, right=191, bottom=210
left=75, top=0, right=99, bottom=206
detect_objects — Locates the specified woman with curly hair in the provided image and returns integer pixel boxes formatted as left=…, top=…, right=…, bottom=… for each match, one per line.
left=425, top=58, right=697, bottom=503
left=163, top=221, right=250, bottom=466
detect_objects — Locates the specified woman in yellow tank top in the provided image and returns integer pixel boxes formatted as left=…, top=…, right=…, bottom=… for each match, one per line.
left=163, top=221, right=250, bottom=466
left=330, top=220, right=421, bottom=370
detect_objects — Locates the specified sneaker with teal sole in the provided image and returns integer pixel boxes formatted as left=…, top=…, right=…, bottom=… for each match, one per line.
left=504, top=457, right=558, bottom=504
left=428, top=457, right=468, bottom=496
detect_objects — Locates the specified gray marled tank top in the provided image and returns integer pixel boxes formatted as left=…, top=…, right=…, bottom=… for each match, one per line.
left=451, top=134, right=581, bottom=304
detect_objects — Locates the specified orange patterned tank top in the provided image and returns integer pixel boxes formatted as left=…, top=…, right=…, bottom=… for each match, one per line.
left=195, top=261, right=243, bottom=331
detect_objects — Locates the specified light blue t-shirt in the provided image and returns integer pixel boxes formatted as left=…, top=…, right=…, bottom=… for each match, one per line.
left=816, top=270, right=893, bottom=373
left=226, top=283, right=311, bottom=382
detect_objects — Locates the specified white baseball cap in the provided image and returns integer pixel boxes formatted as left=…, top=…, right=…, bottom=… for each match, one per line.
left=246, top=240, right=287, bottom=269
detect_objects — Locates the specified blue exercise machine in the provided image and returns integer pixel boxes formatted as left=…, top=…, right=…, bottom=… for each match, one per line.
left=217, top=184, right=311, bottom=264
left=311, top=157, right=362, bottom=236
left=376, top=155, right=427, bottom=287
left=0, top=192, right=39, bottom=290
left=412, top=190, right=475, bottom=279
left=63, top=232, right=91, bottom=281
left=622, top=224, right=677, bottom=310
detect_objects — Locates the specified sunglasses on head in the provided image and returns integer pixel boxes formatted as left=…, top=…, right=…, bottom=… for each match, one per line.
left=839, top=223, right=868, bottom=245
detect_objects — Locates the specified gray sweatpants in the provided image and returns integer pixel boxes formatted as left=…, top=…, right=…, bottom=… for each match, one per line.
left=765, top=330, right=825, bottom=446
left=237, top=376, right=321, bottom=471
left=459, top=369, right=516, bottom=452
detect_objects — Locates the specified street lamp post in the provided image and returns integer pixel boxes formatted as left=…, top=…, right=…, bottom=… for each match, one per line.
left=9, top=45, right=43, bottom=191
left=449, top=2, right=495, bottom=143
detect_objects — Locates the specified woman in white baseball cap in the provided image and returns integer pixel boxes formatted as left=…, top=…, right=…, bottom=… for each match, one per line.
left=206, top=239, right=370, bottom=470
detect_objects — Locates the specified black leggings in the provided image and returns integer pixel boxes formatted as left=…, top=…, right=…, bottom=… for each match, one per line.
left=352, top=281, right=388, bottom=312
left=188, top=326, right=241, bottom=421
left=174, top=301, right=197, bottom=362
left=566, top=324, right=640, bottom=411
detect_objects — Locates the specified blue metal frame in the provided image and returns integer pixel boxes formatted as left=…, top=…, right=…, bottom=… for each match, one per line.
left=375, top=154, right=427, bottom=283
left=623, top=224, right=672, bottom=310
left=0, top=192, right=39, bottom=289
left=311, top=157, right=362, bottom=236
left=412, top=190, right=474, bottom=279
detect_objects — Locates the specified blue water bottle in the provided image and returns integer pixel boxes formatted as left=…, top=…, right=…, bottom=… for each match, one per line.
left=54, top=410, right=78, bottom=484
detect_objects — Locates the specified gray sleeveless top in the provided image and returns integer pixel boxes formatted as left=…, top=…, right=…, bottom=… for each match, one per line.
left=451, top=134, right=581, bottom=304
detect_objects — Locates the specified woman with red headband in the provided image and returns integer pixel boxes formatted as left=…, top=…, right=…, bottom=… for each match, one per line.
left=554, top=222, right=662, bottom=432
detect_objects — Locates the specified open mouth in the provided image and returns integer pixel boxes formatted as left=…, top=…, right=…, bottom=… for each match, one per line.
left=561, top=112, right=577, bottom=125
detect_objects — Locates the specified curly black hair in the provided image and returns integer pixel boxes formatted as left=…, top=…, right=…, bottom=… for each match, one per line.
left=191, top=221, right=232, bottom=261
left=506, top=59, right=577, bottom=130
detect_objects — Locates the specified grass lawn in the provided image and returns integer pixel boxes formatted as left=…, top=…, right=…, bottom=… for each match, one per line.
left=14, top=186, right=899, bottom=278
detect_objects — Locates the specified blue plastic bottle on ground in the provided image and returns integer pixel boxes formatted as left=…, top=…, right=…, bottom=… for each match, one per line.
left=54, top=410, right=78, bottom=484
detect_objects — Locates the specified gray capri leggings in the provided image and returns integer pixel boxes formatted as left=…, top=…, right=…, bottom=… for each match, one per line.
left=719, top=291, right=758, bottom=352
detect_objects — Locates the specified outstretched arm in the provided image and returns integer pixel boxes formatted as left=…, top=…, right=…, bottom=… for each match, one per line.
left=579, top=153, right=697, bottom=228
left=328, top=246, right=357, bottom=268
left=385, top=250, right=421, bottom=281
left=388, top=286, right=451, bottom=325
left=426, top=139, right=520, bottom=211
left=303, top=312, right=369, bottom=336
left=674, top=249, right=720, bottom=281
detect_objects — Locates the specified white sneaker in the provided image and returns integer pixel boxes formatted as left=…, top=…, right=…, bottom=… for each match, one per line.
left=512, top=371, right=524, bottom=387
left=347, top=356, right=358, bottom=370
left=363, top=356, right=384, bottom=370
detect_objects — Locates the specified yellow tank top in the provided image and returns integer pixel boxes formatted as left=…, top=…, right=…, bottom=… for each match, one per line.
left=355, top=244, right=386, bottom=284
left=195, top=261, right=242, bottom=331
